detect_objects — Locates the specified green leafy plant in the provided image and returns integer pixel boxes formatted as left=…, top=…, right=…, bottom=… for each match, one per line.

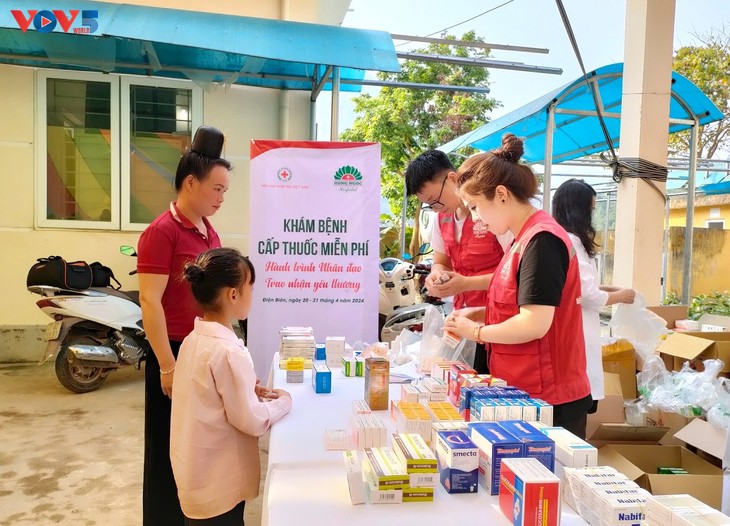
left=662, top=290, right=730, bottom=319
left=379, top=214, right=413, bottom=258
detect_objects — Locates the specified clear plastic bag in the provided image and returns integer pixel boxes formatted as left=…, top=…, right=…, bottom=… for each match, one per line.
left=416, top=304, right=475, bottom=372
left=608, top=292, right=669, bottom=364
left=637, top=355, right=725, bottom=417
left=707, top=378, right=730, bottom=430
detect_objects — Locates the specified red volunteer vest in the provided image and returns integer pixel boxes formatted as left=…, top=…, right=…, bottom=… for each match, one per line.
left=439, top=212, right=503, bottom=309
left=486, top=209, right=590, bottom=406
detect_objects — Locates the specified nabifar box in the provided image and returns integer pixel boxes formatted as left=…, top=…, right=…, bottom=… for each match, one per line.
left=362, top=447, right=410, bottom=490
left=311, top=362, right=331, bottom=393
left=469, top=422, right=524, bottom=495
left=499, top=458, right=561, bottom=526
left=435, top=431, right=479, bottom=494
left=391, top=433, right=438, bottom=474
left=498, top=421, right=555, bottom=472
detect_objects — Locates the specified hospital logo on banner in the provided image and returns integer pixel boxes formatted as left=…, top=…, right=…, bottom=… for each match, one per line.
left=277, top=167, right=293, bottom=182
left=334, top=165, right=363, bottom=192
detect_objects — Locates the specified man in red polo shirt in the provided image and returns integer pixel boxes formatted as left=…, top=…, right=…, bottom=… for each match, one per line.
left=405, top=150, right=512, bottom=373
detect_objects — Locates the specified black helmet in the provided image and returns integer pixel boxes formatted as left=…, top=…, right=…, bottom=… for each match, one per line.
left=191, top=125, right=225, bottom=159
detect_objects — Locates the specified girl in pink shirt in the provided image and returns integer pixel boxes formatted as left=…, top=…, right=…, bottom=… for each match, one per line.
left=171, top=247, right=292, bottom=525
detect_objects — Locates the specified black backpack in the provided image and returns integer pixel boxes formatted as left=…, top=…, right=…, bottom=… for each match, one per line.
left=89, top=262, right=122, bottom=289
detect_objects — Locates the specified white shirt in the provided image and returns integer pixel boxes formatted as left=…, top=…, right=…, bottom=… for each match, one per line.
left=568, top=233, right=609, bottom=400
left=171, top=318, right=292, bottom=519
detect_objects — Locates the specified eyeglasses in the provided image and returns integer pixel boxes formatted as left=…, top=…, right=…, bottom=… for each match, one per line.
left=421, top=176, right=448, bottom=211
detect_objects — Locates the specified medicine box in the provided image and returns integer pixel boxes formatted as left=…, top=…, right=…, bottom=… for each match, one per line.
left=430, top=361, right=453, bottom=383
left=424, top=401, right=463, bottom=422
left=469, top=422, right=524, bottom=495
left=311, top=362, right=331, bottom=393
left=422, top=377, right=447, bottom=394
left=364, top=475, right=403, bottom=504
left=315, top=344, right=326, bottom=361
left=352, top=414, right=387, bottom=449
left=402, top=486, right=434, bottom=502
left=343, top=450, right=365, bottom=505
left=431, top=421, right=468, bottom=448
left=538, top=426, right=597, bottom=478
left=352, top=400, right=371, bottom=414
left=499, top=458, right=561, bottom=526
left=498, top=421, right=555, bottom=472
left=364, top=357, right=389, bottom=410
left=435, top=430, right=479, bottom=494
left=342, top=356, right=356, bottom=377
left=391, top=433, right=438, bottom=474
left=392, top=401, right=432, bottom=440
left=448, top=362, right=477, bottom=406
left=362, top=447, right=410, bottom=490
left=285, top=369, right=303, bottom=383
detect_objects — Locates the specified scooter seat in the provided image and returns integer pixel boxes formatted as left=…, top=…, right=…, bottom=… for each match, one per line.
left=90, top=287, right=140, bottom=306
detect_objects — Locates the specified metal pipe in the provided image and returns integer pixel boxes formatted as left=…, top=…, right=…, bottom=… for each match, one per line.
left=350, top=78, right=491, bottom=93
left=681, top=123, right=699, bottom=302
left=390, top=34, right=550, bottom=54
left=396, top=51, right=563, bottom=75
left=662, top=193, right=671, bottom=299
left=330, top=66, right=340, bottom=141
left=542, top=106, right=555, bottom=212
left=601, top=193, right=611, bottom=284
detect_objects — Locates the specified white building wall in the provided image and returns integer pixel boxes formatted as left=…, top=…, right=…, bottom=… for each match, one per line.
left=0, top=0, right=352, bottom=361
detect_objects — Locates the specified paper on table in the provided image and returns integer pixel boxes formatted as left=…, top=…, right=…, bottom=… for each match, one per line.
left=389, top=360, right=424, bottom=384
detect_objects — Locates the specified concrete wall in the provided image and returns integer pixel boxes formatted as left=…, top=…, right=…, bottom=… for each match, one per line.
left=0, top=0, right=351, bottom=362
left=666, top=227, right=730, bottom=297
left=669, top=201, right=730, bottom=229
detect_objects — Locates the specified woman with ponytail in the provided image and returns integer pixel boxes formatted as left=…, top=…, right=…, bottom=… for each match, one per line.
left=553, top=179, right=635, bottom=412
left=137, top=126, right=231, bottom=525
left=444, top=134, right=593, bottom=438
left=171, top=248, right=291, bottom=525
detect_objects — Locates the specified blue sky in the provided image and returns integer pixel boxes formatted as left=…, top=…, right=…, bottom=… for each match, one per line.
left=317, top=0, right=730, bottom=140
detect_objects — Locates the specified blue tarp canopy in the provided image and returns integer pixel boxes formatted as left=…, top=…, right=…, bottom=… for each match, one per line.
left=0, top=0, right=400, bottom=91
left=439, top=63, right=724, bottom=163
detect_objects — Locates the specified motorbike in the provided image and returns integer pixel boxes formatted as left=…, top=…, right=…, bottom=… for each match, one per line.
left=27, top=246, right=148, bottom=393
left=378, top=244, right=450, bottom=342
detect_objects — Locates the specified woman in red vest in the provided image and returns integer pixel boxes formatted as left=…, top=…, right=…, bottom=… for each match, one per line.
left=444, top=133, right=593, bottom=438
left=405, top=150, right=510, bottom=373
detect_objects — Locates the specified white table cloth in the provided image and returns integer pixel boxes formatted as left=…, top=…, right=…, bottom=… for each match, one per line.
left=263, top=354, right=588, bottom=526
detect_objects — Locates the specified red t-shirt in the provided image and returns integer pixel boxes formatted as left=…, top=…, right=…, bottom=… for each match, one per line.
left=137, top=203, right=221, bottom=341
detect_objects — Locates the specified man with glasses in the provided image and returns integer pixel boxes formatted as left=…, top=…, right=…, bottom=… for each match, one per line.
left=405, top=149, right=512, bottom=373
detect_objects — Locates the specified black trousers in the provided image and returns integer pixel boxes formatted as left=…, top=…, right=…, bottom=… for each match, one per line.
left=143, top=340, right=185, bottom=526
left=185, top=501, right=245, bottom=526
left=553, top=394, right=593, bottom=439
left=473, top=343, right=490, bottom=374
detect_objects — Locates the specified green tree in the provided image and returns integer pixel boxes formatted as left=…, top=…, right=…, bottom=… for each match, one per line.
left=670, top=27, right=730, bottom=159
left=340, top=31, right=500, bottom=255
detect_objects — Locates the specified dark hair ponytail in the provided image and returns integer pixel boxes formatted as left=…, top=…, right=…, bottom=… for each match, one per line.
left=183, top=248, right=255, bottom=311
left=552, top=178, right=599, bottom=258
left=174, top=125, right=232, bottom=192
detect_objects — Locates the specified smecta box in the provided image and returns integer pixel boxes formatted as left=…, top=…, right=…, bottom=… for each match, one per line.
left=498, top=421, right=555, bottom=472
left=499, top=457, right=561, bottom=526
left=435, top=431, right=479, bottom=494
left=468, top=422, right=523, bottom=495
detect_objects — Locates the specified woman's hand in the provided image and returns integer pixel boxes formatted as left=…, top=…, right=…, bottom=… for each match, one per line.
left=271, top=389, right=291, bottom=400
left=160, top=368, right=175, bottom=398
left=443, top=315, right=480, bottom=341
left=617, top=288, right=636, bottom=304
left=446, top=307, right=485, bottom=323
left=255, top=383, right=277, bottom=400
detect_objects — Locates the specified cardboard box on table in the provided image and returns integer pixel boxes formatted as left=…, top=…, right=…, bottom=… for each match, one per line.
left=597, top=441, right=722, bottom=509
